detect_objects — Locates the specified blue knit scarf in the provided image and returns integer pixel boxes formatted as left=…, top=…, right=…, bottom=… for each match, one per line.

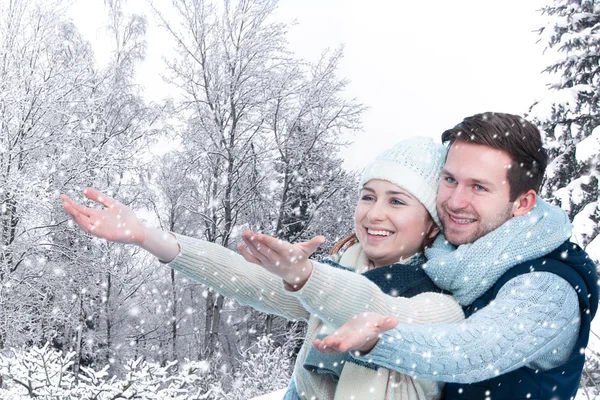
left=424, top=198, right=572, bottom=306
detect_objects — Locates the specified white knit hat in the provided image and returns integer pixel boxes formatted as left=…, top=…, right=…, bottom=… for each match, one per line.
left=359, top=137, right=446, bottom=228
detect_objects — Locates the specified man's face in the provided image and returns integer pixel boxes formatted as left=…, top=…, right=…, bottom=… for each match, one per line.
left=437, top=141, right=517, bottom=246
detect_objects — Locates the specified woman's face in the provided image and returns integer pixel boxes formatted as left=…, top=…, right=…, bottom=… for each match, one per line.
left=354, top=179, right=439, bottom=268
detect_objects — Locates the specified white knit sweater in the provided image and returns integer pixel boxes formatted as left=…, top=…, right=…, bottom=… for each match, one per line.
left=168, top=234, right=465, bottom=399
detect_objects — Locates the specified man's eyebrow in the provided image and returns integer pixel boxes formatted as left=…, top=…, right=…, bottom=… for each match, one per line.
left=471, top=178, right=495, bottom=187
left=441, top=169, right=496, bottom=187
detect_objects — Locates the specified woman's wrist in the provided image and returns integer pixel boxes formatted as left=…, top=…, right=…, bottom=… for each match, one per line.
left=140, top=226, right=180, bottom=263
left=283, top=260, right=314, bottom=291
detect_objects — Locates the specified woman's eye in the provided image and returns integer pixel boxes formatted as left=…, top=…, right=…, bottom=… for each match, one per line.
left=361, top=195, right=375, bottom=201
left=391, top=199, right=405, bottom=206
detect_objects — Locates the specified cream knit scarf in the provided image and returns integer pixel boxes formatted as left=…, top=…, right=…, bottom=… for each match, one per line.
left=424, top=198, right=572, bottom=306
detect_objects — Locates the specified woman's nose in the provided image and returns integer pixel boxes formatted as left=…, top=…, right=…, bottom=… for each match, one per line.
left=367, top=201, right=386, bottom=221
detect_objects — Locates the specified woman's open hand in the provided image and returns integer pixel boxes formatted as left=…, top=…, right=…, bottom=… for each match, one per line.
left=238, top=231, right=325, bottom=289
left=313, top=312, right=399, bottom=354
left=61, top=188, right=145, bottom=246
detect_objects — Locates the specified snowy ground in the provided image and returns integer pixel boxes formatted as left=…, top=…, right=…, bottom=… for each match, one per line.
left=250, top=389, right=286, bottom=400
left=576, top=389, right=600, bottom=399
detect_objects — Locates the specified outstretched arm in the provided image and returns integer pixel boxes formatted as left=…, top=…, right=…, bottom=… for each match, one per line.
left=61, top=188, right=179, bottom=262
left=346, top=273, right=580, bottom=383
left=61, top=189, right=310, bottom=321
left=240, top=233, right=465, bottom=328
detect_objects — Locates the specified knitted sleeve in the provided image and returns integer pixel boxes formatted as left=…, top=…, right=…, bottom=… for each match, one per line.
left=286, top=260, right=465, bottom=327
left=167, top=233, right=310, bottom=322
left=354, top=272, right=580, bottom=383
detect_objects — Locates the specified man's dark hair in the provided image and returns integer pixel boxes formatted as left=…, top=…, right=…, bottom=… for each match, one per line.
left=441, top=112, right=548, bottom=202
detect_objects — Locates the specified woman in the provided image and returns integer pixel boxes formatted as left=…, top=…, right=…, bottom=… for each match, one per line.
left=61, top=137, right=464, bottom=399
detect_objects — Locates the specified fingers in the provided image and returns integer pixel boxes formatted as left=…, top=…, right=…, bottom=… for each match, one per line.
left=331, top=337, right=353, bottom=353
left=250, top=232, right=309, bottom=262
left=303, top=235, right=326, bottom=255
left=241, top=231, right=279, bottom=264
left=313, top=335, right=354, bottom=354
left=61, top=192, right=106, bottom=236
left=311, top=235, right=326, bottom=246
left=313, top=338, right=334, bottom=353
left=62, top=197, right=86, bottom=221
left=312, top=313, right=396, bottom=355
left=238, top=231, right=325, bottom=276
left=61, top=194, right=93, bottom=218
left=321, top=333, right=351, bottom=351
left=379, top=316, right=399, bottom=332
left=237, top=243, right=262, bottom=265
left=63, top=200, right=93, bottom=233
left=251, top=232, right=286, bottom=250
left=61, top=187, right=117, bottom=216
left=313, top=339, right=343, bottom=354
left=252, top=233, right=299, bottom=260
left=83, top=187, right=115, bottom=209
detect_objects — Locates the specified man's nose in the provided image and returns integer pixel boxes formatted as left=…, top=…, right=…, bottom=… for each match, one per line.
left=447, top=186, right=470, bottom=210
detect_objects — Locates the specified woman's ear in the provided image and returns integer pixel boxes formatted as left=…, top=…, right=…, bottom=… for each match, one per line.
left=422, top=220, right=440, bottom=250
left=428, top=223, right=440, bottom=240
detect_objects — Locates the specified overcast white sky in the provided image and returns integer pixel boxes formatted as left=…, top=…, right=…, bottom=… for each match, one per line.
left=70, top=0, right=551, bottom=170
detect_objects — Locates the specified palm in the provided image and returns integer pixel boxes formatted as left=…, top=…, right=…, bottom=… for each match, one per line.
left=238, top=231, right=325, bottom=284
left=313, top=312, right=399, bottom=354
left=61, top=188, right=145, bottom=245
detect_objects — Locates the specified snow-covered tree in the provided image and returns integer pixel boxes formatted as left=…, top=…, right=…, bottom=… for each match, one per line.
left=0, top=343, right=77, bottom=398
left=0, top=0, right=163, bottom=378
left=139, top=150, right=209, bottom=362
left=0, top=343, right=227, bottom=399
left=265, top=48, right=363, bottom=244
left=151, top=0, right=288, bottom=358
left=0, top=0, right=96, bottom=348
left=229, top=335, right=293, bottom=398
left=150, top=0, right=361, bottom=358
left=529, top=0, right=600, bottom=262
left=1, top=0, right=359, bottom=391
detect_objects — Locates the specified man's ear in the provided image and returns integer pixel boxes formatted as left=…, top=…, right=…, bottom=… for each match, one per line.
left=512, top=189, right=537, bottom=217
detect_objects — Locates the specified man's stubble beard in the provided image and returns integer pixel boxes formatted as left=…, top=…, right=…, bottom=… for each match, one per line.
left=440, top=202, right=514, bottom=246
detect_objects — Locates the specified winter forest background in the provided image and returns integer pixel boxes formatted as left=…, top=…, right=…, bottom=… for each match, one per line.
left=0, top=0, right=598, bottom=398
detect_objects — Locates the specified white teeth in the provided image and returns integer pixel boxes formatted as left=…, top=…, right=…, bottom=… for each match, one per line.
left=450, top=216, right=475, bottom=224
left=367, top=229, right=392, bottom=236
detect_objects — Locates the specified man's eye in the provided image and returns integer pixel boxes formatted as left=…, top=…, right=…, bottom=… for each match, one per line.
left=474, top=185, right=486, bottom=192
left=446, top=177, right=457, bottom=184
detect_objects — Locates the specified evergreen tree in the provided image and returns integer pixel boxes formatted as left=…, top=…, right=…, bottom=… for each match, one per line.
left=529, top=0, right=600, bottom=260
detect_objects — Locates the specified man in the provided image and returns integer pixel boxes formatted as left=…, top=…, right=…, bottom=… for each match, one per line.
left=314, top=112, right=599, bottom=399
